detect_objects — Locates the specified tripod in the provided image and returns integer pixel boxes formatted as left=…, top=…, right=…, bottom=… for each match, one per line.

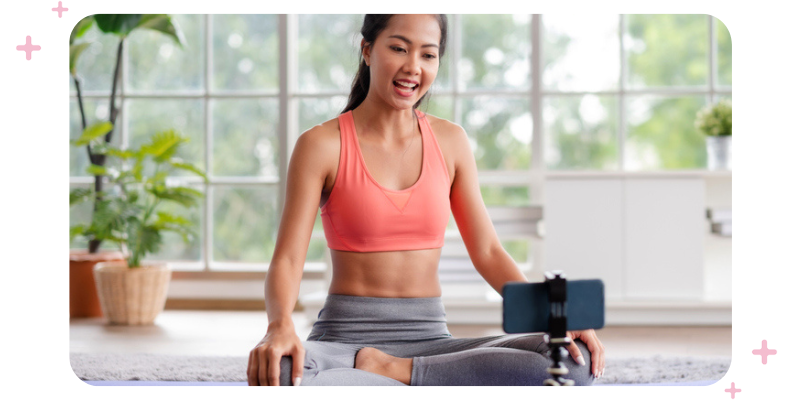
left=542, top=271, right=574, bottom=386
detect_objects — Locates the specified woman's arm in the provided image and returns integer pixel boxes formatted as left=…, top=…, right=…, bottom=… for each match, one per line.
left=248, top=125, right=332, bottom=386
left=445, top=122, right=528, bottom=294
left=446, top=122, right=605, bottom=378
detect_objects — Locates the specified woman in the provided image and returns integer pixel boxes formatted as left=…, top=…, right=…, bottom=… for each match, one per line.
left=247, top=14, right=605, bottom=386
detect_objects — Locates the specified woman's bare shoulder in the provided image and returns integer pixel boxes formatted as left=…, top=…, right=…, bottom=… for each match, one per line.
left=293, top=116, right=342, bottom=187
left=300, top=115, right=341, bottom=142
left=424, top=113, right=466, bottom=139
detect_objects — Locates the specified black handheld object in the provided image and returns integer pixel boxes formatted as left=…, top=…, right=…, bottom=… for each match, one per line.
left=502, top=272, right=605, bottom=386
left=502, top=278, right=605, bottom=334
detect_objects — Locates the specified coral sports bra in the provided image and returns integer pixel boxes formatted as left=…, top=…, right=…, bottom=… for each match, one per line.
left=320, top=109, right=452, bottom=252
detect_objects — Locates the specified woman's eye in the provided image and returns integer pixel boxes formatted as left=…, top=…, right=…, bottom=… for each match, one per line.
left=425, top=54, right=437, bottom=60
left=391, top=46, right=405, bottom=53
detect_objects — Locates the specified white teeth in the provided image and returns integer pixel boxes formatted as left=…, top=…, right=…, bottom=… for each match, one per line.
left=396, top=81, right=417, bottom=88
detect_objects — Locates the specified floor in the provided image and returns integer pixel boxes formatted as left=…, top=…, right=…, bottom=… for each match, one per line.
left=70, top=310, right=732, bottom=359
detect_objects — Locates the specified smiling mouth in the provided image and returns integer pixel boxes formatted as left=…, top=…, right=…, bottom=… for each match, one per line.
left=394, top=81, right=419, bottom=92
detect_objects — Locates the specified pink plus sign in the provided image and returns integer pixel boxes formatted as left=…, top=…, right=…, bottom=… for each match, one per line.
left=16, top=36, right=41, bottom=61
left=725, top=382, right=741, bottom=399
left=52, top=2, right=68, bottom=18
left=752, top=339, right=777, bottom=364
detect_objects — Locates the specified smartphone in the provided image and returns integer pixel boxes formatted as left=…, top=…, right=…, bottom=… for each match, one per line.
left=502, top=279, right=605, bottom=334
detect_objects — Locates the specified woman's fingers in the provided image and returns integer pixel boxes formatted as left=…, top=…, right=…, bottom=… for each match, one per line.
left=258, top=347, right=270, bottom=386
left=247, top=349, right=255, bottom=385
left=566, top=337, right=586, bottom=366
left=268, top=348, right=282, bottom=386
left=292, top=346, right=306, bottom=386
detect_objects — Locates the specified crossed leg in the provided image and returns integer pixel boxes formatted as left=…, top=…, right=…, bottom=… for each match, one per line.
left=279, top=334, right=594, bottom=386
left=367, top=334, right=595, bottom=386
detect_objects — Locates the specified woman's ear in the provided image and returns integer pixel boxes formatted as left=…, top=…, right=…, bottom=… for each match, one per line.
left=361, top=38, right=371, bottom=66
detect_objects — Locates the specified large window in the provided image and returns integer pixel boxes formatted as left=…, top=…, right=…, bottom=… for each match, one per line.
left=70, top=14, right=732, bottom=272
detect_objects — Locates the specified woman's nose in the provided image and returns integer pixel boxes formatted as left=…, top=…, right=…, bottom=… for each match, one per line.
left=403, top=56, right=421, bottom=74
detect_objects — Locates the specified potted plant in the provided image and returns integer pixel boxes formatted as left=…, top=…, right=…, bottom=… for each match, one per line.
left=695, top=98, right=732, bottom=170
left=71, top=128, right=208, bottom=325
left=69, top=14, right=185, bottom=318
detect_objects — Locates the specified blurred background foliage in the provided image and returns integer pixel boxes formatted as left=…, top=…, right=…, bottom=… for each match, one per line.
left=70, top=14, right=732, bottom=269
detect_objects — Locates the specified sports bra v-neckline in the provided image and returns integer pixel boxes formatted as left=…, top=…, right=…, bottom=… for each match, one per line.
left=348, top=110, right=426, bottom=193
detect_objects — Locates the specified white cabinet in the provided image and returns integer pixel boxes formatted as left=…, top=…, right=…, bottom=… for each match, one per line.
left=544, top=177, right=705, bottom=301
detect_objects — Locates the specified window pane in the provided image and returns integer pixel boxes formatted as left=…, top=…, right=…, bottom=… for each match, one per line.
left=146, top=183, right=204, bottom=262
left=126, top=99, right=204, bottom=177
left=70, top=97, right=122, bottom=177
left=127, top=14, right=204, bottom=92
left=625, top=95, right=707, bottom=170
left=69, top=22, right=120, bottom=93
left=542, top=14, right=620, bottom=91
left=625, top=15, right=708, bottom=88
left=480, top=186, right=529, bottom=206
left=502, top=240, right=529, bottom=263
left=307, top=211, right=327, bottom=263
left=716, top=17, right=732, bottom=87
left=421, top=95, right=454, bottom=122
left=297, top=14, right=362, bottom=93
left=461, top=15, right=530, bottom=90
left=430, top=14, right=454, bottom=92
left=212, top=186, right=279, bottom=264
left=212, top=15, right=278, bottom=92
left=460, top=97, right=531, bottom=170
left=212, top=99, right=279, bottom=177
left=544, top=94, right=618, bottom=170
left=298, top=96, right=348, bottom=134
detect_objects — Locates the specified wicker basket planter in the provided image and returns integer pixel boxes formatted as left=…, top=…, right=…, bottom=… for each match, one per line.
left=93, top=260, right=172, bottom=325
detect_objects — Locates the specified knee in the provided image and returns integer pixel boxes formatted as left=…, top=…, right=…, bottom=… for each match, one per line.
left=566, top=339, right=595, bottom=386
left=278, top=355, right=294, bottom=386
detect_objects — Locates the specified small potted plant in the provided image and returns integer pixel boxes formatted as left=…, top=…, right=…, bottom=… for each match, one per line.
left=71, top=128, right=207, bottom=325
left=69, top=14, right=185, bottom=318
left=695, top=98, right=732, bottom=170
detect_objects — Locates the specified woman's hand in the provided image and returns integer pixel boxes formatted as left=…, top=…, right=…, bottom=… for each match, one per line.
left=566, top=329, right=605, bottom=379
left=247, top=323, right=306, bottom=386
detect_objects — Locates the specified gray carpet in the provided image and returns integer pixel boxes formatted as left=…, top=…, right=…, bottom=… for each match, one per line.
left=69, top=353, right=730, bottom=384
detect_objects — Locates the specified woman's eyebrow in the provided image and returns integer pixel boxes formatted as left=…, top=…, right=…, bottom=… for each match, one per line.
left=387, top=34, right=439, bottom=49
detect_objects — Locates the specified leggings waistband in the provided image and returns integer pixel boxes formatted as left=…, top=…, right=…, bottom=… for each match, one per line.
left=307, top=294, right=451, bottom=344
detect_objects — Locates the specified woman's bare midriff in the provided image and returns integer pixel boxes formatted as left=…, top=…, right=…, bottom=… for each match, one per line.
left=328, top=248, right=443, bottom=298
left=317, top=114, right=455, bottom=299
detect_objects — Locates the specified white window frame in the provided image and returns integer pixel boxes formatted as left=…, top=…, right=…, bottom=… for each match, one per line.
left=69, top=14, right=732, bottom=278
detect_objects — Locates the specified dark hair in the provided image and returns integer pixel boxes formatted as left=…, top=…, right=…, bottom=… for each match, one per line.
left=342, top=14, right=448, bottom=114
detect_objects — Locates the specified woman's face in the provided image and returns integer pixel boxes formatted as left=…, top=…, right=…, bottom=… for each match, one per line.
left=362, top=15, right=441, bottom=111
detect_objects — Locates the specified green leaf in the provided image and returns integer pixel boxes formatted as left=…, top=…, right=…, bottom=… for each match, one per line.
left=146, top=171, right=170, bottom=187
left=126, top=221, right=162, bottom=267
left=70, top=188, right=93, bottom=206
left=141, top=130, right=186, bottom=162
left=69, top=43, right=91, bottom=76
left=94, top=14, right=143, bottom=37
left=154, top=211, right=192, bottom=227
left=74, top=121, right=113, bottom=146
left=169, top=158, right=208, bottom=182
left=70, top=16, right=95, bottom=45
left=70, top=224, right=87, bottom=242
left=148, top=186, right=203, bottom=208
left=135, top=14, right=186, bottom=47
left=153, top=212, right=196, bottom=243
left=86, top=164, right=107, bottom=176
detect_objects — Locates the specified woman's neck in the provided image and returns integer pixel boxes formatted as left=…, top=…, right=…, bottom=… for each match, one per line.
left=352, top=98, right=417, bottom=143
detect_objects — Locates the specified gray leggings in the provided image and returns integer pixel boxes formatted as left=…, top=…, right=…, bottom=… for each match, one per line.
left=279, top=294, right=595, bottom=386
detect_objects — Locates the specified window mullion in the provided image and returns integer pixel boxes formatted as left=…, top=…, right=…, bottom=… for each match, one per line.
left=618, top=14, right=626, bottom=171
left=204, top=14, right=213, bottom=272
left=709, top=15, right=718, bottom=102
left=452, top=14, right=462, bottom=125
left=530, top=14, right=543, bottom=205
